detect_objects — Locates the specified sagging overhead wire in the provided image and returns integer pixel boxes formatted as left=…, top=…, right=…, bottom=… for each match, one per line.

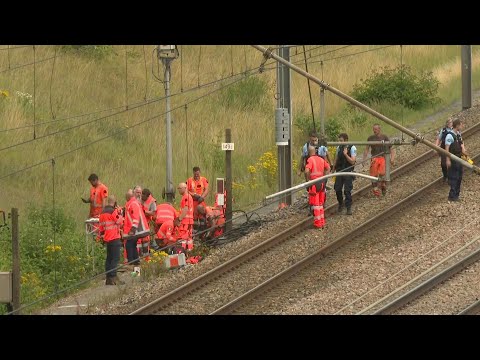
left=0, top=56, right=278, bottom=136
left=0, top=66, right=268, bottom=181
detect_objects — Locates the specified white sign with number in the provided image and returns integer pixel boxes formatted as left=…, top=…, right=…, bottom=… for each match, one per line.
left=221, top=143, right=234, bottom=151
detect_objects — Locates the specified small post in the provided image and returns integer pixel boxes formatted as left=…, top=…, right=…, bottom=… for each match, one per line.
left=11, top=208, right=20, bottom=314
left=225, top=129, right=233, bottom=232
left=385, top=145, right=391, bottom=182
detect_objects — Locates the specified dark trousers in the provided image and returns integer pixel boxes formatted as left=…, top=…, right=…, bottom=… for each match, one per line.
left=334, top=176, right=353, bottom=208
left=440, top=155, right=448, bottom=179
left=125, top=237, right=140, bottom=265
left=106, top=239, right=121, bottom=278
left=448, top=161, right=463, bottom=200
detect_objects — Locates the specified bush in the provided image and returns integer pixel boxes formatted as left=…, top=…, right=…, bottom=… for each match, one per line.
left=351, top=65, right=441, bottom=110
left=325, top=117, right=343, bottom=141
left=220, top=77, right=269, bottom=111
left=294, top=113, right=317, bottom=138
left=0, top=206, right=105, bottom=314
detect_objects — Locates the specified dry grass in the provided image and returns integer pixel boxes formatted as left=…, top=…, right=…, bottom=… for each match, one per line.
left=1, top=45, right=479, bottom=226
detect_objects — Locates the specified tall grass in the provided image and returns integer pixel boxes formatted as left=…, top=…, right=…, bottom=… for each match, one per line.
left=1, top=45, right=479, bottom=227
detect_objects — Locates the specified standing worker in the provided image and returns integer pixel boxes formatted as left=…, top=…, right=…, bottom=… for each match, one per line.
left=333, top=133, right=357, bottom=215
left=98, top=195, right=124, bottom=285
left=141, top=188, right=157, bottom=252
left=81, top=173, right=108, bottom=218
left=175, top=182, right=194, bottom=251
left=434, top=118, right=454, bottom=184
left=187, top=166, right=209, bottom=216
left=123, top=189, right=149, bottom=270
left=363, top=124, right=395, bottom=197
left=445, top=119, right=467, bottom=202
left=304, top=146, right=330, bottom=228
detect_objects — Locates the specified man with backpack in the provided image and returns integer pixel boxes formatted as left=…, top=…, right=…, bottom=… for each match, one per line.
left=434, top=118, right=453, bottom=184
left=333, top=133, right=357, bottom=215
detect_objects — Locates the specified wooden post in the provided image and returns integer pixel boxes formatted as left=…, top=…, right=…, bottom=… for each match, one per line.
left=225, top=129, right=233, bottom=232
left=11, top=208, right=20, bottom=314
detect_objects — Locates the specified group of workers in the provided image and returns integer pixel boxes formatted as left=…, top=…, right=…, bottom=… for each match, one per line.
left=298, top=117, right=468, bottom=230
left=83, top=167, right=225, bottom=285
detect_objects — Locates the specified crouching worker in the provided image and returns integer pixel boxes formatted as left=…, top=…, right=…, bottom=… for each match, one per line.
left=98, top=195, right=124, bottom=285
left=156, top=219, right=179, bottom=254
left=305, top=145, right=330, bottom=228
left=196, top=204, right=225, bottom=241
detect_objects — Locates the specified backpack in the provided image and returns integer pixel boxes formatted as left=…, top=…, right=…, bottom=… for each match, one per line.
left=440, top=127, right=452, bottom=149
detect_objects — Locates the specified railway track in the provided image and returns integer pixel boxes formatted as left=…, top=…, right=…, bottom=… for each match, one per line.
left=131, top=122, right=480, bottom=315
left=368, top=238, right=480, bottom=315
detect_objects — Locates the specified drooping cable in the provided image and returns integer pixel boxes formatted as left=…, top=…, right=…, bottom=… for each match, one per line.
left=303, top=45, right=316, bottom=132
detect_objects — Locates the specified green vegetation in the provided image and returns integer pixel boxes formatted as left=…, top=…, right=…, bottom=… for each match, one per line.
left=0, top=207, right=105, bottom=314
left=351, top=65, right=441, bottom=110
left=1, top=45, right=480, bottom=310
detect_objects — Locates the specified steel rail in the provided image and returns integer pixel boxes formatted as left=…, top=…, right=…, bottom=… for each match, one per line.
left=131, top=122, right=480, bottom=315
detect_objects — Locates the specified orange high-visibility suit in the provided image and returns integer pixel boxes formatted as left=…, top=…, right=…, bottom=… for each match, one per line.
left=305, top=155, right=330, bottom=228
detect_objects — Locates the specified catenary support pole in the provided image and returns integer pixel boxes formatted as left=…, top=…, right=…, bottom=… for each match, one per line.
left=252, top=45, right=480, bottom=174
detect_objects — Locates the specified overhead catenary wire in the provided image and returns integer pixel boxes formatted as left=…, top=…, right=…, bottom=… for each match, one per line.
left=0, top=53, right=61, bottom=74
left=0, top=67, right=266, bottom=181
left=49, top=45, right=57, bottom=119
left=304, top=45, right=396, bottom=66
left=0, top=58, right=278, bottom=135
left=0, top=45, right=31, bottom=51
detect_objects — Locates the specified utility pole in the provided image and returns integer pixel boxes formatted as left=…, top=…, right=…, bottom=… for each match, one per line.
left=253, top=45, right=480, bottom=174
left=275, top=45, right=293, bottom=206
left=158, top=46, right=179, bottom=202
left=461, top=45, right=472, bottom=110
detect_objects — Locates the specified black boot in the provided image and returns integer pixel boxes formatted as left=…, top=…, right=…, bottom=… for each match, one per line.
left=338, top=203, right=344, bottom=213
left=346, top=207, right=352, bottom=215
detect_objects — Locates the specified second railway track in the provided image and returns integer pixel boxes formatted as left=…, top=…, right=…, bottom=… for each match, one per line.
left=131, top=121, right=480, bottom=315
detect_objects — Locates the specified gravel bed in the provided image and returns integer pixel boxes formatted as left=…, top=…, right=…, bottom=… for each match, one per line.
left=395, top=260, right=480, bottom=315
left=244, top=171, right=480, bottom=314
left=39, top=103, right=480, bottom=315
